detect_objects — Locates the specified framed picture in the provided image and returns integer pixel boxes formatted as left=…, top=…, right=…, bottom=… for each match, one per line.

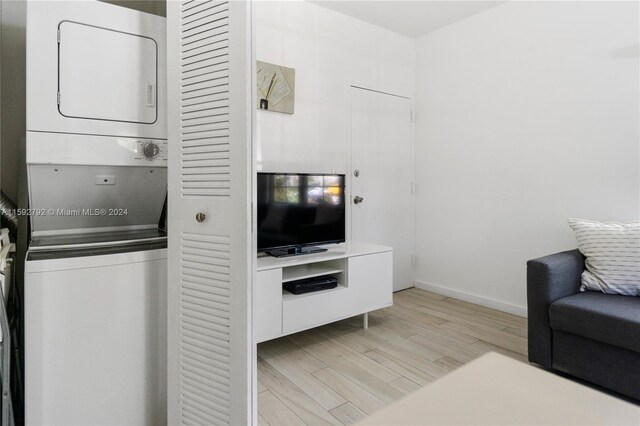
left=257, top=61, right=295, bottom=114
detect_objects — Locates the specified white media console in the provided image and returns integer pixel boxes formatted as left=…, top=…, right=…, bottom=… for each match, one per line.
left=254, top=242, right=393, bottom=343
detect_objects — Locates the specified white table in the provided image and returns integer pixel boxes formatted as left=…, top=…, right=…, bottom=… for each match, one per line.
left=359, top=352, right=640, bottom=425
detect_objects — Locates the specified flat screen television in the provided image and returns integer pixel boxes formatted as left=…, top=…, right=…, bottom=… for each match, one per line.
left=257, top=172, right=346, bottom=257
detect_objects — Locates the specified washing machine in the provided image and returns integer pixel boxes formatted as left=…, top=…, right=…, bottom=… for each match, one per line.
left=25, top=243, right=167, bottom=425
left=24, top=2, right=167, bottom=424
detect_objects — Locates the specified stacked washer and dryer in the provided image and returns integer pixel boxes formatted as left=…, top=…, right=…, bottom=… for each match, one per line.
left=24, top=2, right=167, bottom=424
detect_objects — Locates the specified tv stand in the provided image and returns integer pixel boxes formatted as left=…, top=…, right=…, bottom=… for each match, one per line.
left=254, top=242, right=393, bottom=343
left=265, top=245, right=328, bottom=258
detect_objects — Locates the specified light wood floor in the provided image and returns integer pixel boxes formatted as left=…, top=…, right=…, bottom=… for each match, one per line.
left=257, top=288, right=528, bottom=425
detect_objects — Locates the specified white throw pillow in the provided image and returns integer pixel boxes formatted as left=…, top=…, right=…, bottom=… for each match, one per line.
left=568, top=218, right=640, bottom=296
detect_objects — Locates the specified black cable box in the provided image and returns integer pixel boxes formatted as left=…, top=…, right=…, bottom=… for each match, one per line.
left=283, top=275, right=338, bottom=295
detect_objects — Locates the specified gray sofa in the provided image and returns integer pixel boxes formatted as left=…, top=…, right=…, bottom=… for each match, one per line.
left=527, top=249, right=640, bottom=401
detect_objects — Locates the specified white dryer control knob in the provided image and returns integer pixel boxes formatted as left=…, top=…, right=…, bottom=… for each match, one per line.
left=143, top=142, right=160, bottom=159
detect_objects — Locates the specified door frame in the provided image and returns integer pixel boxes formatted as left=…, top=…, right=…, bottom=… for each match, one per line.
left=346, top=83, right=416, bottom=289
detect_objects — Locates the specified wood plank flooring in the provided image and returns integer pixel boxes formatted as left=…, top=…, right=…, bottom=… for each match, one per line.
left=257, top=288, right=528, bottom=425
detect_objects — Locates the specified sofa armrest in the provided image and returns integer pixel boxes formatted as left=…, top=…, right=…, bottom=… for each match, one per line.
left=527, top=249, right=584, bottom=368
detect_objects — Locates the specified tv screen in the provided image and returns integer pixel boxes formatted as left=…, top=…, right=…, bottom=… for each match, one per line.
left=257, top=173, right=346, bottom=252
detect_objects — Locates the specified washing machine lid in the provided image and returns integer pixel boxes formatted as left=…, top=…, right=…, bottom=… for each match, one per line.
left=58, top=21, right=158, bottom=124
left=29, top=164, right=166, bottom=236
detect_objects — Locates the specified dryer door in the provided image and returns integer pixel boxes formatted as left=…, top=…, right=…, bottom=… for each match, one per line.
left=58, top=21, right=158, bottom=124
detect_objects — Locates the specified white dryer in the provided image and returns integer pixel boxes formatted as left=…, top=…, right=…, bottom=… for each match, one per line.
left=26, top=0, right=166, bottom=139
left=24, top=2, right=168, bottom=425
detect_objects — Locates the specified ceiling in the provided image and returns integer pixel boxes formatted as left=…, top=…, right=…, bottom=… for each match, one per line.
left=309, top=1, right=506, bottom=38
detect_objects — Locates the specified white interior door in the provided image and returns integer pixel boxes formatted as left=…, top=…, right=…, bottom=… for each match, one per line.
left=350, top=87, right=414, bottom=292
left=167, top=1, right=253, bottom=424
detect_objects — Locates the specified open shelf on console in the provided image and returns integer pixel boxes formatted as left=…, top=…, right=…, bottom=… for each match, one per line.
left=282, top=261, right=344, bottom=283
left=281, top=258, right=346, bottom=301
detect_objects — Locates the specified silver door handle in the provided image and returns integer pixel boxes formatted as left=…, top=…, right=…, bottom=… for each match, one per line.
left=354, top=196, right=364, bottom=205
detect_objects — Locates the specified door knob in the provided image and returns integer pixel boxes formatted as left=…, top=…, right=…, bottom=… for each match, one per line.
left=354, top=196, right=364, bottom=205
left=196, top=212, right=206, bottom=223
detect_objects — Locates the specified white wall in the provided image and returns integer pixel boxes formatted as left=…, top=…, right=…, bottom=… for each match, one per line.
left=254, top=1, right=414, bottom=174
left=414, top=1, right=640, bottom=315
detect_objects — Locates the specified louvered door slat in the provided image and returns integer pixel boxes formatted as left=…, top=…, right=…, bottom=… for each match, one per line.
left=182, top=320, right=229, bottom=340
left=182, top=279, right=229, bottom=294
left=183, top=36, right=228, bottom=54
left=182, top=351, right=231, bottom=380
left=183, top=151, right=230, bottom=161
left=182, top=395, right=228, bottom=424
left=182, top=15, right=229, bottom=38
left=182, top=64, right=229, bottom=82
left=182, top=115, right=229, bottom=128
left=182, top=233, right=231, bottom=244
left=182, top=367, right=229, bottom=393
left=184, top=322, right=225, bottom=339
left=182, top=71, right=229, bottom=87
left=182, top=241, right=230, bottom=252
left=182, top=7, right=228, bottom=32
left=182, top=55, right=228, bottom=73
left=182, top=130, right=230, bottom=141
left=182, top=109, right=230, bottom=124
left=181, top=0, right=225, bottom=18
left=181, top=248, right=229, bottom=261
left=182, top=84, right=228, bottom=100
left=182, top=315, right=229, bottom=336
left=182, top=79, right=229, bottom=98
left=182, top=87, right=229, bottom=104
left=182, top=376, right=229, bottom=403
left=182, top=36, right=229, bottom=58
left=182, top=267, right=229, bottom=281
left=182, top=23, right=229, bottom=44
left=182, top=145, right=229, bottom=155
left=183, top=286, right=229, bottom=304
left=182, top=382, right=229, bottom=411
left=182, top=334, right=230, bottom=358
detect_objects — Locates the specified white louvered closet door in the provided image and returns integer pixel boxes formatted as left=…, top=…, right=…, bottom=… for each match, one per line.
left=167, top=1, right=253, bottom=425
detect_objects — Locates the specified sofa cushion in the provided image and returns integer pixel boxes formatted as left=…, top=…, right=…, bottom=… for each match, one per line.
left=567, top=218, right=640, bottom=296
left=549, top=292, right=640, bottom=354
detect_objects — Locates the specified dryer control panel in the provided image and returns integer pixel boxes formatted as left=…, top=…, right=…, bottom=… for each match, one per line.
left=130, top=139, right=168, bottom=162
left=27, top=133, right=168, bottom=167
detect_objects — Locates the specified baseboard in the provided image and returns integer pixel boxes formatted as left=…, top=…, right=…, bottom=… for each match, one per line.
left=413, top=280, right=528, bottom=318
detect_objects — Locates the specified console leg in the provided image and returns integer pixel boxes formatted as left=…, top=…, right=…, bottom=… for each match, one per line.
left=363, top=312, right=369, bottom=329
